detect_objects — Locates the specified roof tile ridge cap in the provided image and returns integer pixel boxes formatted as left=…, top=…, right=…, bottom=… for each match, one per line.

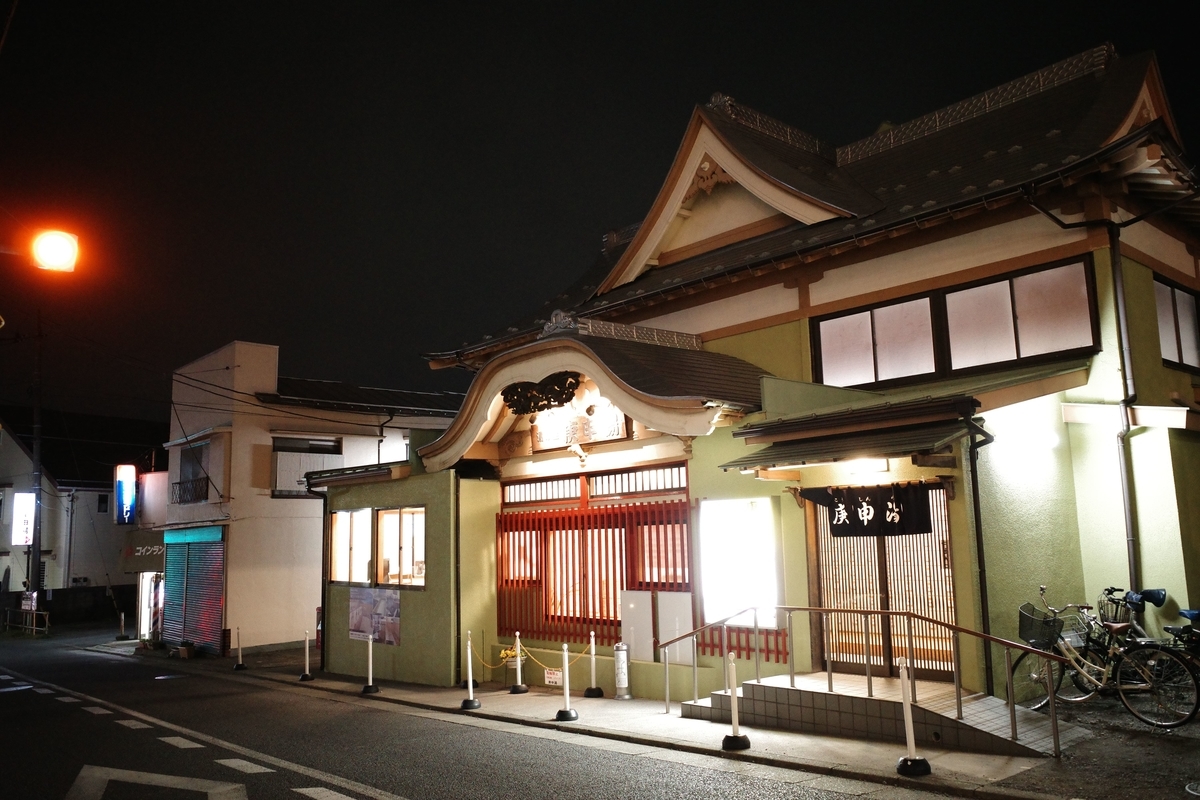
left=836, top=43, right=1116, bottom=165
left=706, top=92, right=836, bottom=161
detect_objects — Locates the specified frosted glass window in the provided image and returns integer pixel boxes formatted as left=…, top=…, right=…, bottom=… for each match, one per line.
left=820, top=311, right=874, bottom=386
left=946, top=282, right=1017, bottom=369
left=699, top=498, right=777, bottom=627
left=1175, top=289, right=1200, bottom=367
left=1013, top=263, right=1093, bottom=357
left=377, top=507, right=425, bottom=586
left=873, top=298, right=935, bottom=380
left=1156, top=281, right=1180, bottom=362
left=331, top=509, right=372, bottom=583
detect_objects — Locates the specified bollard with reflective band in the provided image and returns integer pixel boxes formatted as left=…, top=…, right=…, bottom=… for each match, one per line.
left=300, top=629, right=314, bottom=681
left=362, top=636, right=380, bottom=694
left=116, top=611, right=130, bottom=641
left=510, top=631, right=528, bottom=694
left=721, top=653, right=750, bottom=751
left=584, top=630, right=603, bottom=698
left=896, top=658, right=930, bottom=776
left=462, top=630, right=481, bottom=709
left=234, top=627, right=247, bottom=671
left=613, top=641, right=632, bottom=700
left=555, top=643, right=578, bottom=721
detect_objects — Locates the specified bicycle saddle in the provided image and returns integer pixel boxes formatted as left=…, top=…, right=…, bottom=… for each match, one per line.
left=1103, top=621, right=1132, bottom=635
left=1181, top=609, right=1200, bottom=622
left=1164, top=625, right=1192, bottom=637
left=1138, top=588, right=1167, bottom=607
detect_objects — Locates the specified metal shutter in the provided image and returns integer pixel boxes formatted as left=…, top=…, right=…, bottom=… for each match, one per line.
left=162, top=543, right=187, bottom=644
left=183, top=542, right=225, bottom=654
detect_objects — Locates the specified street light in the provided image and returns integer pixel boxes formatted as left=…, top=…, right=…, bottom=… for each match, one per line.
left=1, top=229, right=79, bottom=607
left=31, top=230, right=79, bottom=272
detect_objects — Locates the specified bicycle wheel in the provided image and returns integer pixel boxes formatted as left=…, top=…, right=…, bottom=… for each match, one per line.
left=1058, top=646, right=1105, bottom=703
left=1116, top=645, right=1200, bottom=728
left=1011, top=650, right=1061, bottom=710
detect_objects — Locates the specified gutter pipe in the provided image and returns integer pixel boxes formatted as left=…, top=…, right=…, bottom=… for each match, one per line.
left=306, top=478, right=330, bottom=673
left=963, top=417, right=997, bottom=696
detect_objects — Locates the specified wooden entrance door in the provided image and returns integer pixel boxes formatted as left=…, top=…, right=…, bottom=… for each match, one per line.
left=810, top=486, right=956, bottom=680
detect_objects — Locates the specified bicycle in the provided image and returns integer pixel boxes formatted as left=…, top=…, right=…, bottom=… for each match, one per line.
left=1011, top=585, right=1200, bottom=728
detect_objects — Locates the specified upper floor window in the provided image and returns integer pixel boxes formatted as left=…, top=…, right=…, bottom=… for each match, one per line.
left=1154, top=278, right=1200, bottom=370
left=814, top=259, right=1097, bottom=388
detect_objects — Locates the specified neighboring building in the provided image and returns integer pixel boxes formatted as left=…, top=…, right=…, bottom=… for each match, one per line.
left=319, top=45, right=1200, bottom=705
left=160, top=341, right=461, bottom=654
left=0, top=404, right=166, bottom=598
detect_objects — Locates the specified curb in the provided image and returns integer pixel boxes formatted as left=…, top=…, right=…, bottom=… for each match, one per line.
left=125, top=650, right=1059, bottom=800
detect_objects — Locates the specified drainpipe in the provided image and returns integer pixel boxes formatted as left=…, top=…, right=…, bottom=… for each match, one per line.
left=1108, top=222, right=1141, bottom=594
left=377, top=412, right=394, bottom=465
left=964, top=417, right=996, bottom=696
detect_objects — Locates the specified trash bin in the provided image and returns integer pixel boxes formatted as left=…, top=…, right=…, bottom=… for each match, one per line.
left=614, top=641, right=632, bottom=700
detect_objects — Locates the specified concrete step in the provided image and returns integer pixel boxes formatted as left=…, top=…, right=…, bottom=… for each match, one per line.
left=681, top=673, right=1089, bottom=757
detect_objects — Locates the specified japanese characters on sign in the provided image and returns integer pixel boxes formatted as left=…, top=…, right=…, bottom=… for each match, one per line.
left=807, top=484, right=935, bottom=537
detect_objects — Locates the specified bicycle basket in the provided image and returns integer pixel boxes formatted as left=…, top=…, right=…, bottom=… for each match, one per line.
left=1019, top=603, right=1064, bottom=651
left=1060, top=613, right=1088, bottom=648
left=1098, top=591, right=1131, bottom=625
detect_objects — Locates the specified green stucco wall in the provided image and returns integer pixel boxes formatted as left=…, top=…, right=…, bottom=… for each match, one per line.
left=704, top=320, right=809, bottom=381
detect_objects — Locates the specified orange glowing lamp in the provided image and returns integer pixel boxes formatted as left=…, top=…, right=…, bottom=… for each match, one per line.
left=32, top=230, right=79, bottom=272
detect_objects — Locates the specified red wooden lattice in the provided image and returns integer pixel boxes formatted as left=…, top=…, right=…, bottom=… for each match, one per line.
left=697, top=625, right=790, bottom=664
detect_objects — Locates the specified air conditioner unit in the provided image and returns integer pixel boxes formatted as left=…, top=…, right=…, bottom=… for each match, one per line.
left=272, top=452, right=344, bottom=495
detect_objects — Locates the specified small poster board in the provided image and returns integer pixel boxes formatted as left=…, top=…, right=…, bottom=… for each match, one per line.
left=348, top=587, right=400, bottom=645
left=544, top=668, right=563, bottom=686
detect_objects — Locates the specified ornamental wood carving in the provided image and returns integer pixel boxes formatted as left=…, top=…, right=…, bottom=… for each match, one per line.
left=501, top=371, right=582, bottom=416
left=684, top=155, right=736, bottom=202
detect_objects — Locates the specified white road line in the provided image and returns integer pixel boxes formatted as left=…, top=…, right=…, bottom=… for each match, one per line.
left=0, top=674, right=12, bottom=680
left=83, top=706, right=113, bottom=715
left=0, top=685, right=32, bottom=693
left=56, top=696, right=82, bottom=703
left=294, top=789, right=358, bottom=799
left=159, top=736, right=205, bottom=749
left=0, top=667, right=409, bottom=800
left=32, top=687, right=55, bottom=694
left=216, top=758, right=275, bottom=774
left=115, top=719, right=153, bottom=729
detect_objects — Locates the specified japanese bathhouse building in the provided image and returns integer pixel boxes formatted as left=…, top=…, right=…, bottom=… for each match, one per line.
left=317, top=45, right=1200, bottom=701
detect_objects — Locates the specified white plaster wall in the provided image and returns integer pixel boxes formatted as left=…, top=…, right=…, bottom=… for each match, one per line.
left=1119, top=220, right=1196, bottom=277
left=808, top=214, right=1088, bottom=306
left=637, top=284, right=799, bottom=335
left=659, top=183, right=778, bottom=254
left=65, top=489, right=131, bottom=588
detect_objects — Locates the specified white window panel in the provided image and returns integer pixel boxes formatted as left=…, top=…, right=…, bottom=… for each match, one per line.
left=1013, top=263, right=1092, bottom=357
left=820, top=311, right=875, bottom=387
left=1156, top=281, right=1180, bottom=363
left=1175, top=288, right=1200, bottom=367
left=946, top=281, right=1017, bottom=369
left=873, top=298, right=935, bottom=380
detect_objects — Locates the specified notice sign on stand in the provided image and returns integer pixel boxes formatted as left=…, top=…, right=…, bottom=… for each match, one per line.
left=544, top=668, right=563, bottom=686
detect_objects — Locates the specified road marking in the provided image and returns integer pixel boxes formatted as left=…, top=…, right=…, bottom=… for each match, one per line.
left=0, top=685, right=32, bottom=693
left=160, top=736, right=205, bottom=749
left=0, top=674, right=12, bottom=680
left=116, top=719, right=153, bottom=729
left=294, top=789, right=358, bottom=799
left=83, top=706, right=114, bottom=715
left=64, top=765, right=246, bottom=799
left=57, top=696, right=82, bottom=703
left=33, top=687, right=55, bottom=694
left=1, top=667, right=409, bottom=800
left=217, top=758, right=275, bottom=774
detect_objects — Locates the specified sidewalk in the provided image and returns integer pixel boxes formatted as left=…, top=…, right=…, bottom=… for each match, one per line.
left=90, top=639, right=1061, bottom=800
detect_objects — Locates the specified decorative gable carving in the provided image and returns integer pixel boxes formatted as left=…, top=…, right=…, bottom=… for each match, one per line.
left=684, top=156, right=736, bottom=202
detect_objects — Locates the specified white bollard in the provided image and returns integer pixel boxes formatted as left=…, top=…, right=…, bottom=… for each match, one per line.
left=584, top=630, right=603, bottom=697
left=300, top=629, right=314, bottom=681
left=722, top=653, right=749, bottom=750
left=462, top=630, right=481, bottom=710
left=555, top=643, right=578, bottom=721
left=896, top=658, right=930, bottom=776
left=362, top=635, right=379, bottom=694
left=613, top=641, right=632, bottom=700
left=234, top=626, right=247, bottom=670
left=116, top=611, right=129, bottom=641
left=510, top=631, right=528, bottom=694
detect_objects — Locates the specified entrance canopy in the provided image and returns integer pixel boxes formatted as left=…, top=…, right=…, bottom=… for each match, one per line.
left=418, top=318, right=771, bottom=473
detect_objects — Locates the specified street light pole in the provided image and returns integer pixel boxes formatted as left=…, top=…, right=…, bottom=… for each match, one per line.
left=26, top=309, right=43, bottom=602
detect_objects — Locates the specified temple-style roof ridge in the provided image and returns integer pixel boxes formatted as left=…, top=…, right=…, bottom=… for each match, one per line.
left=837, top=43, right=1116, bottom=164
left=706, top=92, right=836, bottom=161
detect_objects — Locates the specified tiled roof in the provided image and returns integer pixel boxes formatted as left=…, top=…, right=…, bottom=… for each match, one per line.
left=0, top=405, right=168, bottom=489
left=719, top=420, right=968, bottom=471
left=259, top=377, right=462, bottom=417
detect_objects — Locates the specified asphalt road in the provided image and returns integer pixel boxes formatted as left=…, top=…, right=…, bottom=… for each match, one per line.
left=0, top=627, right=957, bottom=800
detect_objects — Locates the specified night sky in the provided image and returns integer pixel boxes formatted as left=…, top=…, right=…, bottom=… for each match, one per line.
left=1, top=3, right=1195, bottom=421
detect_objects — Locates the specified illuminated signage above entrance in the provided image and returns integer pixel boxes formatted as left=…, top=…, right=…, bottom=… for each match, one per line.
left=10, top=492, right=34, bottom=546
left=530, top=391, right=627, bottom=452
left=115, top=465, right=138, bottom=525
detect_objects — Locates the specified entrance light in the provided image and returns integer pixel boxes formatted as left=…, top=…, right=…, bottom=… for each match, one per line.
left=32, top=230, right=79, bottom=272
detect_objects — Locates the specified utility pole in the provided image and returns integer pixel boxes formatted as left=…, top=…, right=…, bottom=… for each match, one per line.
left=26, top=310, right=43, bottom=603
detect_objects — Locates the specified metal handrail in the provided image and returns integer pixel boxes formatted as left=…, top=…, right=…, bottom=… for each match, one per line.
left=656, top=603, right=1065, bottom=757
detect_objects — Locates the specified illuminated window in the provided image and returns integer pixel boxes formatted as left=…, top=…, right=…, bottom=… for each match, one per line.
left=815, top=260, right=1096, bottom=386
left=377, top=507, right=426, bottom=587
left=1154, top=278, right=1200, bottom=369
left=699, top=498, right=777, bottom=627
left=330, top=509, right=371, bottom=583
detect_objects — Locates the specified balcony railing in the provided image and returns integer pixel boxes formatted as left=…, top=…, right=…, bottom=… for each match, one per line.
left=170, top=477, right=209, bottom=505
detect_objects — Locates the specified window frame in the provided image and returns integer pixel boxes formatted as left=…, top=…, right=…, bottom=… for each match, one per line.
left=1153, top=274, right=1200, bottom=375
left=811, top=256, right=1099, bottom=389
left=374, top=505, right=427, bottom=590
left=329, top=507, right=374, bottom=586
